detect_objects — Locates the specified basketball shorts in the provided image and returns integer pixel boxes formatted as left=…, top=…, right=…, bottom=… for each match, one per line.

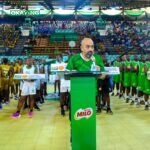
left=21, top=81, right=36, bottom=96
left=60, top=79, right=70, bottom=93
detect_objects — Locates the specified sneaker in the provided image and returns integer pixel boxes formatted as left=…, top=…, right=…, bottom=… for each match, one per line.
left=136, top=102, right=141, bottom=107
left=61, top=108, right=65, bottom=116
left=135, top=98, right=138, bottom=102
left=102, top=105, right=107, bottom=110
left=28, top=111, right=33, bottom=118
left=0, top=104, right=2, bottom=109
left=34, top=104, right=41, bottom=111
left=115, top=93, right=119, bottom=96
left=145, top=105, right=149, bottom=110
left=12, top=112, right=21, bottom=118
left=40, top=97, right=44, bottom=104
left=140, top=100, right=145, bottom=105
left=44, top=92, right=48, bottom=96
left=126, top=98, right=130, bottom=103
left=15, top=97, right=18, bottom=100
left=10, top=95, right=13, bottom=99
left=119, top=93, right=125, bottom=99
left=23, top=104, right=29, bottom=110
left=97, top=107, right=101, bottom=113
left=130, top=101, right=134, bottom=105
left=107, top=108, right=113, bottom=115
left=111, top=92, right=114, bottom=96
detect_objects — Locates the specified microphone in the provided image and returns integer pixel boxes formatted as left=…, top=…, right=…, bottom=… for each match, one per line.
left=91, top=55, right=95, bottom=62
left=90, top=55, right=97, bottom=71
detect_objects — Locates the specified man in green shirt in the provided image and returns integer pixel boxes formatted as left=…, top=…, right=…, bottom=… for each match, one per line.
left=66, top=38, right=104, bottom=72
left=66, top=37, right=113, bottom=114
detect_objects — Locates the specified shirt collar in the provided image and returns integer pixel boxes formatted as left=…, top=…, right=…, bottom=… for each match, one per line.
left=80, top=53, right=90, bottom=62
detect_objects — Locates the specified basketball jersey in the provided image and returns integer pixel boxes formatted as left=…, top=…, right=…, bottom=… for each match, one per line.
left=14, top=65, right=18, bottom=73
left=137, top=61, right=146, bottom=91
left=23, top=65, right=35, bottom=74
left=144, top=62, right=150, bottom=94
left=131, top=61, right=139, bottom=87
left=36, top=65, right=40, bottom=74
left=113, top=61, right=120, bottom=83
left=123, top=61, right=131, bottom=87
left=17, top=64, right=23, bottom=73
left=0, top=64, right=10, bottom=78
left=39, top=64, right=45, bottom=73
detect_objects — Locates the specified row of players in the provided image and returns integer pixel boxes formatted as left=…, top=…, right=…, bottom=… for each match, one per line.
left=112, top=55, right=150, bottom=110
left=0, top=54, right=150, bottom=118
left=0, top=57, right=49, bottom=117
left=0, top=55, right=112, bottom=117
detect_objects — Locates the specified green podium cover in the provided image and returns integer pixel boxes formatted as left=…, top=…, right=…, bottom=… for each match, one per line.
left=66, top=72, right=100, bottom=150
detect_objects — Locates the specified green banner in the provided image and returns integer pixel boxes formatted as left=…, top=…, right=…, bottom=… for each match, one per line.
left=101, top=10, right=122, bottom=16
left=10, top=10, right=40, bottom=16
left=125, top=10, right=145, bottom=17
left=3, top=10, right=51, bottom=16
left=77, top=10, right=99, bottom=15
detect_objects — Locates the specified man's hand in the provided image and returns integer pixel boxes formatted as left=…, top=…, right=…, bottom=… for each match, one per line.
left=100, top=74, right=106, bottom=80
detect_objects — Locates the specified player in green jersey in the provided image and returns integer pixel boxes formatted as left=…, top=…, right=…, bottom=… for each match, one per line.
left=130, top=55, right=139, bottom=105
left=143, top=55, right=150, bottom=110
left=119, top=56, right=125, bottom=99
left=113, top=57, right=121, bottom=96
left=123, top=55, right=132, bottom=103
left=136, top=55, right=146, bottom=107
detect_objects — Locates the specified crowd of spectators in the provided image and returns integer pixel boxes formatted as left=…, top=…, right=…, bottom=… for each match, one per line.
left=0, top=24, right=20, bottom=49
left=32, top=21, right=96, bottom=36
left=107, top=21, right=150, bottom=53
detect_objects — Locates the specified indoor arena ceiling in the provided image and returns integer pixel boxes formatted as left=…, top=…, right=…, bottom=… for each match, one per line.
left=0, top=0, right=150, bottom=10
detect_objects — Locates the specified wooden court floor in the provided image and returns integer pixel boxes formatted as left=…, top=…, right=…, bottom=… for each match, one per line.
left=0, top=93, right=150, bottom=150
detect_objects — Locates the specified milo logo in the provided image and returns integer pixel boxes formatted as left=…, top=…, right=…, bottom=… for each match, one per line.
left=22, top=74, right=28, bottom=79
left=74, top=108, right=93, bottom=120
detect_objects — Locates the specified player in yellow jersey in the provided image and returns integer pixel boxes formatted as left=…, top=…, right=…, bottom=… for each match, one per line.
left=9, top=62, right=15, bottom=99
left=1, top=58, right=12, bottom=104
left=0, top=64, right=2, bottom=108
left=14, top=59, right=23, bottom=99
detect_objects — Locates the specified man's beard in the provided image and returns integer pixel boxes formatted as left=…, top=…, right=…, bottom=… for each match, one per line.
left=86, top=51, right=93, bottom=59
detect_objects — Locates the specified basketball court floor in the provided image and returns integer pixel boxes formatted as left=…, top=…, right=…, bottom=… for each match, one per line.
left=0, top=87, right=150, bottom=150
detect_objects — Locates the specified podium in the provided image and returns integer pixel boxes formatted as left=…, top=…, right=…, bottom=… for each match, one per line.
left=65, top=72, right=100, bottom=150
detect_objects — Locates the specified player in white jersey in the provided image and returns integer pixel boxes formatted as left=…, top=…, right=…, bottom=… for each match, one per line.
left=33, top=59, right=42, bottom=108
left=39, top=60, right=48, bottom=103
left=42, top=59, right=49, bottom=96
left=12, top=57, right=37, bottom=118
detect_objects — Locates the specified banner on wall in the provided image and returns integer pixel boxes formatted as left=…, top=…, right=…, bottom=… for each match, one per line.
left=11, top=10, right=40, bottom=16
left=77, top=10, right=99, bottom=15
left=101, top=9, right=122, bottom=16
left=3, top=9, right=51, bottom=16
left=124, top=10, right=145, bottom=17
